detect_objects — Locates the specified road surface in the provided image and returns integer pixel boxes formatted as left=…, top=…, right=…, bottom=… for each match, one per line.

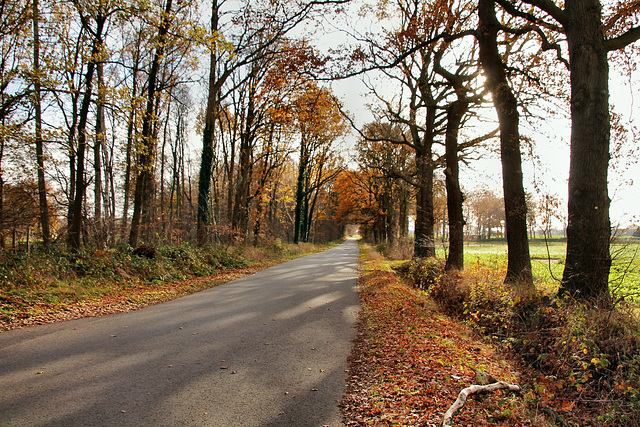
left=0, top=239, right=360, bottom=426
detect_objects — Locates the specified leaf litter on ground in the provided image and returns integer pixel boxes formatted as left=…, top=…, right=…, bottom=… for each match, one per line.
left=341, top=251, right=544, bottom=426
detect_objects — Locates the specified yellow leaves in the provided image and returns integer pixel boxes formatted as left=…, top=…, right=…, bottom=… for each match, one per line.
left=188, top=26, right=233, bottom=54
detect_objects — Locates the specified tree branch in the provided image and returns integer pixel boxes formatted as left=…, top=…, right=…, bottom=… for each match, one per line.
left=441, top=381, right=521, bottom=427
left=496, top=0, right=563, bottom=32
left=515, top=0, right=568, bottom=26
left=606, top=26, right=640, bottom=51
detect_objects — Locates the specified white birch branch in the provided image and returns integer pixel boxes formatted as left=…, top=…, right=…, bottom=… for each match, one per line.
left=441, top=381, right=521, bottom=427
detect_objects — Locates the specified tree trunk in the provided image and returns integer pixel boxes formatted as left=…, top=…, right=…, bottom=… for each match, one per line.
left=94, top=61, right=106, bottom=247
left=444, top=100, right=467, bottom=271
left=477, top=0, right=533, bottom=287
left=559, top=0, right=612, bottom=305
left=293, top=144, right=306, bottom=244
left=33, top=0, right=51, bottom=248
left=129, top=0, right=173, bottom=248
left=0, top=127, right=5, bottom=250
left=69, top=16, right=105, bottom=251
left=232, top=85, right=256, bottom=237
left=197, top=0, right=221, bottom=245
left=414, top=149, right=436, bottom=259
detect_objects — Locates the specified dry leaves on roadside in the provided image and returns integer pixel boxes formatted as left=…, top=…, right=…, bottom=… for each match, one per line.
left=341, top=260, right=531, bottom=426
left=0, top=263, right=274, bottom=332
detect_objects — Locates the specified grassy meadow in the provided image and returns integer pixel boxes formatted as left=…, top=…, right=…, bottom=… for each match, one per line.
left=433, top=238, right=640, bottom=302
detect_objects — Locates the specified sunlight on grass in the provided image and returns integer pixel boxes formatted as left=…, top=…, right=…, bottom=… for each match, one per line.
left=450, top=239, right=640, bottom=300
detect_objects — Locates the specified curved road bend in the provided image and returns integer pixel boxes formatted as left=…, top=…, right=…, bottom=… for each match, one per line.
left=0, top=239, right=360, bottom=427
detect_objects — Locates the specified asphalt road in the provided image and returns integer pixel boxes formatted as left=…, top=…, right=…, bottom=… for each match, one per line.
left=0, top=239, right=360, bottom=426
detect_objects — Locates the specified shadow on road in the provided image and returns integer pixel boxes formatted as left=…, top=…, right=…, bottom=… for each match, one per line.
left=0, top=240, right=360, bottom=427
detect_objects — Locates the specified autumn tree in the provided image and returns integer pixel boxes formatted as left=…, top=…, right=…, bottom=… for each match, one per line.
left=129, top=0, right=196, bottom=247
left=353, top=122, right=413, bottom=247
left=0, top=0, right=33, bottom=246
left=476, top=0, right=533, bottom=287
left=67, top=0, right=113, bottom=251
left=32, top=0, right=51, bottom=247
left=351, top=0, right=455, bottom=259
left=227, top=40, right=318, bottom=239
left=432, top=1, right=490, bottom=271
left=196, top=0, right=348, bottom=245
left=292, top=83, right=347, bottom=243
left=467, top=188, right=505, bottom=240
left=497, top=0, right=640, bottom=304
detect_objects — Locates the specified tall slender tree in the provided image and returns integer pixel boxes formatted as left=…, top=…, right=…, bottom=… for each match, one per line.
left=32, top=0, right=51, bottom=247
left=477, top=0, right=533, bottom=287
left=129, top=0, right=174, bottom=247
left=68, top=6, right=108, bottom=251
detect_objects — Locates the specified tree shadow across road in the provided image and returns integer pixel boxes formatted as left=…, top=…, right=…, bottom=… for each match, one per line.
left=0, top=240, right=360, bottom=426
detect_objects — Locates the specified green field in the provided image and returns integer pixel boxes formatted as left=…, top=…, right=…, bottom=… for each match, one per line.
left=438, top=239, right=640, bottom=301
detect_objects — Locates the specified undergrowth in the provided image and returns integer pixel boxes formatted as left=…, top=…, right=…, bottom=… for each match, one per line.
left=396, top=257, right=640, bottom=426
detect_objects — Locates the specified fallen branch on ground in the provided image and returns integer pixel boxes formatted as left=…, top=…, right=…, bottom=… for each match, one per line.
left=441, top=381, right=521, bottom=427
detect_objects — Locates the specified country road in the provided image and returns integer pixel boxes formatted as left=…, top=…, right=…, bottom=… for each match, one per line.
left=0, top=239, right=360, bottom=427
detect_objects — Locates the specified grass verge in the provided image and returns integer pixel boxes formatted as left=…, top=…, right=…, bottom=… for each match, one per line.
left=393, top=252, right=640, bottom=426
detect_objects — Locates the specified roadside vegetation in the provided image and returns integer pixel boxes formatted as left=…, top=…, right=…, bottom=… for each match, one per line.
left=0, top=240, right=333, bottom=332
left=346, top=240, right=640, bottom=426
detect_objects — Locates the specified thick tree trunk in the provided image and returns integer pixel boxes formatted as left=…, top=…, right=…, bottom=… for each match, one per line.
left=33, top=0, right=51, bottom=248
left=414, top=149, right=436, bottom=259
left=197, top=2, right=219, bottom=245
left=560, top=0, right=612, bottom=305
left=444, top=100, right=467, bottom=271
left=477, top=0, right=533, bottom=287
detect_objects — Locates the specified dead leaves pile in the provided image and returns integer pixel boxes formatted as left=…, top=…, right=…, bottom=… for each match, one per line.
left=341, top=260, right=532, bottom=426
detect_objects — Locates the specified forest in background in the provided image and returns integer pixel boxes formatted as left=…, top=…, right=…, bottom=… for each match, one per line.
left=1, top=0, right=352, bottom=252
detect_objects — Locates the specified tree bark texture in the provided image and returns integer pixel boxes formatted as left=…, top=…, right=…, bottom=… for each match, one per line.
left=560, top=0, right=612, bottom=305
left=414, top=149, right=436, bottom=259
left=444, top=100, right=467, bottom=271
left=477, top=0, right=533, bottom=287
